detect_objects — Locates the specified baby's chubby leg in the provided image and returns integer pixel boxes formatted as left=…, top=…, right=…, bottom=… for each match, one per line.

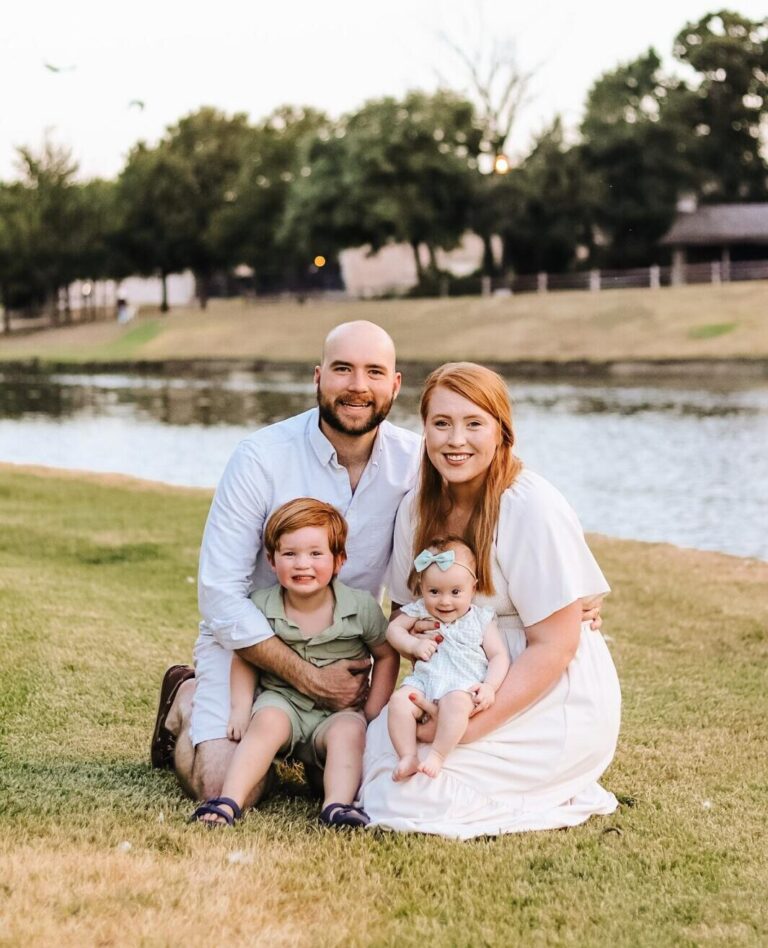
left=387, top=687, right=428, bottom=781
left=419, top=690, right=474, bottom=779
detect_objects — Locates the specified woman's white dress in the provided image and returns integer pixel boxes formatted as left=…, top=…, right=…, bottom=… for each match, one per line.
left=360, top=469, right=621, bottom=838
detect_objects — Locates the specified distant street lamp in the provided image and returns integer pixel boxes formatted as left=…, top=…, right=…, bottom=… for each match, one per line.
left=313, top=255, right=327, bottom=268
left=493, top=154, right=511, bottom=175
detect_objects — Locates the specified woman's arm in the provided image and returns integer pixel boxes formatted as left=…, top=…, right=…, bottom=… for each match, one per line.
left=415, top=601, right=582, bottom=744
left=363, top=641, right=401, bottom=721
left=461, top=601, right=581, bottom=742
left=479, top=620, right=510, bottom=692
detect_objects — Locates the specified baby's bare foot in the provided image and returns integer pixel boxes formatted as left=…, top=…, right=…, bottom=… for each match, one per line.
left=417, top=750, right=444, bottom=778
left=392, top=755, right=420, bottom=781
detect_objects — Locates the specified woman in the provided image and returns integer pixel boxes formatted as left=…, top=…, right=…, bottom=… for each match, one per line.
left=360, top=363, right=621, bottom=837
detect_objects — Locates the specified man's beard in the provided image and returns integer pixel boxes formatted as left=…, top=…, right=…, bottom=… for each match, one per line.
left=317, top=390, right=394, bottom=436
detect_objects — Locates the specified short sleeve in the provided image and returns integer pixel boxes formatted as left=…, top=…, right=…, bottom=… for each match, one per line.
left=358, top=593, right=389, bottom=647
left=474, top=605, right=496, bottom=630
left=401, top=599, right=428, bottom=619
left=386, top=491, right=417, bottom=607
left=496, top=472, right=610, bottom=628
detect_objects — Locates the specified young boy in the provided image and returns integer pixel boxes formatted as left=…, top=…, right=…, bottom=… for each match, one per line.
left=190, top=497, right=400, bottom=827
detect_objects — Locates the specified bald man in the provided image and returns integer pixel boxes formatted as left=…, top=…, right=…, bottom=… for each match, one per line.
left=152, top=321, right=420, bottom=802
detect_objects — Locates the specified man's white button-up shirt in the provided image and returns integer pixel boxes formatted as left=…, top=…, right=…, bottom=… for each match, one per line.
left=197, top=408, right=421, bottom=650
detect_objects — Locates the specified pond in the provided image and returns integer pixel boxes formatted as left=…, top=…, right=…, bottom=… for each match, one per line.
left=2, top=364, right=767, bottom=560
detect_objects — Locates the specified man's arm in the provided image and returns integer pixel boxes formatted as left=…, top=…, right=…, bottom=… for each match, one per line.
left=235, top=638, right=371, bottom=712
left=198, top=444, right=276, bottom=649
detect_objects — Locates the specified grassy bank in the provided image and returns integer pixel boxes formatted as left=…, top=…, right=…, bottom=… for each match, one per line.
left=1, top=281, right=768, bottom=366
left=1, top=465, right=767, bottom=946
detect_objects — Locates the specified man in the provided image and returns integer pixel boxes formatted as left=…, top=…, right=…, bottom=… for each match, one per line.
left=151, top=321, right=421, bottom=803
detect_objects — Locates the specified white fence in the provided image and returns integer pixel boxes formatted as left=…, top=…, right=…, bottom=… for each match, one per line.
left=489, top=258, right=768, bottom=295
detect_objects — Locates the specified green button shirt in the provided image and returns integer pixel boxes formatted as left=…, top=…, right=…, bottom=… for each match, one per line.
left=250, top=579, right=388, bottom=712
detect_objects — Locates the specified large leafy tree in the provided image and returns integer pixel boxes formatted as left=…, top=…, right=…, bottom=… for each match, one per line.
left=285, top=91, right=483, bottom=282
left=0, top=183, right=45, bottom=328
left=210, top=106, right=330, bottom=291
left=163, top=107, right=256, bottom=305
left=579, top=49, right=693, bottom=266
left=497, top=119, right=594, bottom=274
left=672, top=9, right=768, bottom=201
left=11, top=141, right=87, bottom=320
left=115, top=143, right=199, bottom=311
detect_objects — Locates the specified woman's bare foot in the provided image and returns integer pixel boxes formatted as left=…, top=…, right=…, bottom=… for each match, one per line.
left=392, top=754, right=420, bottom=781
left=417, top=750, right=445, bottom=778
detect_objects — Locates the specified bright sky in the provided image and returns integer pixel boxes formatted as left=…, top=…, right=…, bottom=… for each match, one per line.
left=2, top=0, right=766, bottom=180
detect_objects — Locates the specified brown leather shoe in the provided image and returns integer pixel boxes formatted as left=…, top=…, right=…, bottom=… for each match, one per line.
left=150, top=664, right=195, bottom=769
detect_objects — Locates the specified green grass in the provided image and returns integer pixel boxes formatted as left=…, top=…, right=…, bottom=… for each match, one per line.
left=688, top=322, right=737, bottom=340
left=1, top=467, right=767, bottom=946
left=89, top=318, right=165, bottom=360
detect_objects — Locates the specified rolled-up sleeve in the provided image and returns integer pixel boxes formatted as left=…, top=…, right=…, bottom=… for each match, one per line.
left=198, top=441, right=275, bottom=650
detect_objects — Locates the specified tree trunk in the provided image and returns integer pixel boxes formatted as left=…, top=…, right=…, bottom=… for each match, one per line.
left=160, top=272, right=169, bottom=313
left=481, top=234, right=497, bottom=277
left=411, top=242, right=424, bottom=283
left=195, top=272, right=209, bottom=310
left=1, top=288, right=10, bottom=334
left=427, top=243, right=439, bottom=276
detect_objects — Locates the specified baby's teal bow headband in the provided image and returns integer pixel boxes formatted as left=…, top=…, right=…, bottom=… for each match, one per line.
left=413, top=548, right=477, bottom=579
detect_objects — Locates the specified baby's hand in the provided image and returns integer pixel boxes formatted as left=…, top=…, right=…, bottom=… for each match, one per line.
left=468, top=682, right=495, bottom=714
left=410, top=638, right=438, bottom=662
left=227, top=708, right=251, bottom=742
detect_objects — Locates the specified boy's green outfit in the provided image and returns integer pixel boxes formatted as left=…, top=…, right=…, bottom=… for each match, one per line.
left=249, top=579, right=388, bottom=763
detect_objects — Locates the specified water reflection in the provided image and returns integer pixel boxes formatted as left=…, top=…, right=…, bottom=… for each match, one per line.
left=1, top=364, right=766, bottom=560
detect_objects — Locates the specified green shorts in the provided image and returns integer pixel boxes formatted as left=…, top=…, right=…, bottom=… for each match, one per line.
left=251, top=691, right=367, bottom=767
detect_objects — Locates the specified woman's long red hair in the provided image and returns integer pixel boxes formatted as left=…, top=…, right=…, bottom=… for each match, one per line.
left=410, top=363, right=522, bottom=595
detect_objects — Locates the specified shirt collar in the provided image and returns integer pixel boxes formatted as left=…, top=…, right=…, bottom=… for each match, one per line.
left=262, top=578, right=359, bottom=623
left=307, top=407, right=337, bottom=466
left=307, top=407, right=386, bottom=469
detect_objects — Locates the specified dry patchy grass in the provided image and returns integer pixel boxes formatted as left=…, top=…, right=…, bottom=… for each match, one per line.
left=1, top=282, right=768, bottom=365
left=1, top=469, right=767, bottom=946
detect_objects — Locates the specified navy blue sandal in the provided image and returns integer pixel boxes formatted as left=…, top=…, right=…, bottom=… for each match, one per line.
left=319, top=803, right=370, bottom=828
left=189, top=796, right=243, bottom=827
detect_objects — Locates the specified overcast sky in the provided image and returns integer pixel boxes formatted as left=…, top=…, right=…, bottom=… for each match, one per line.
left=2, top=1, right=766, bottom=180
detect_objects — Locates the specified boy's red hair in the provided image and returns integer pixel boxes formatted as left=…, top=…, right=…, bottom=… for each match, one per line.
left=263, top=497, right=347, bottom=559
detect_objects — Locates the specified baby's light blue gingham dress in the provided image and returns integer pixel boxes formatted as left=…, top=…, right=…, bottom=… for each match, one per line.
left=400, top=600, right=496, bottom=701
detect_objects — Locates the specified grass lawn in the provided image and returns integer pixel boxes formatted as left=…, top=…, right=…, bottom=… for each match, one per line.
left=1, top=465, right=767, bottom=946
left=1, top=281, right=768, bottom=365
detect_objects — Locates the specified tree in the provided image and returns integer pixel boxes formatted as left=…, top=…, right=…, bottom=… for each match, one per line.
left=12, top=140, right=86, bottom=321
left=579, top=49, right=693, bottom=266
left=210, top=106, right=330, bottom=292
left=672, top=9, right=768, bottom=201
left=0, top=183, right=44, bottom=329
left=115, top=143, right=199, bottom=311
left=285, top=91, right=483, bottom=282
left=497, top=119, right=594, bottom=274
left=163, top=107, right=256, bottom=306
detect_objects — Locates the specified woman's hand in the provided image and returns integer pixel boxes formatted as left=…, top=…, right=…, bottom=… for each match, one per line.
left=410, top=618, right=443, bottom=639
left=468, top=682, right=495, bottom=714
left=581, top=595, right=604, bottom=631
left=409, top=692, right=439, bottom=743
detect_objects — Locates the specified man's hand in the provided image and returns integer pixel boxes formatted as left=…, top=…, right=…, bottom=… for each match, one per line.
left=308, top=658, right=372, bottom=712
